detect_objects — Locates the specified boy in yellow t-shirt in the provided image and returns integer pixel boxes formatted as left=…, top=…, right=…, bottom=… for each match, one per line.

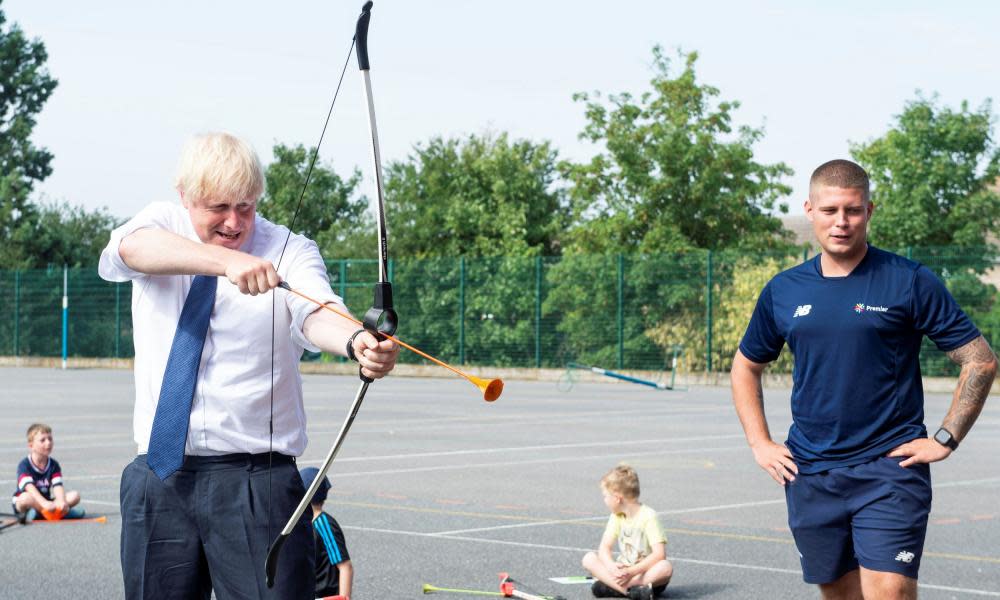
left=582, top=464, right=673, bottom=599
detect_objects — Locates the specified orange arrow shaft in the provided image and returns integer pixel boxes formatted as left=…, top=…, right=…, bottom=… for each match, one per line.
left=280, top=284, right=499, bottom=397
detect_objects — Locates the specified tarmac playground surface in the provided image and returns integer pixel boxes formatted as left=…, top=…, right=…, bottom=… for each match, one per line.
left=1, top=366, right=998, bottom=599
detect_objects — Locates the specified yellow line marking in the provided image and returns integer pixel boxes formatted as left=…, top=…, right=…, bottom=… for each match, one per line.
left=331, top=500, right=561, bottom=523
left=665, top=527, right=792, bottom=544
left=375, top=492, right=407, bottom=500
left=925, top=551, right=1000, bottom=564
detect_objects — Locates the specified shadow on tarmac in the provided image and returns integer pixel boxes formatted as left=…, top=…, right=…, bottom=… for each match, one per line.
left=660, top=583, right=736, bottom=598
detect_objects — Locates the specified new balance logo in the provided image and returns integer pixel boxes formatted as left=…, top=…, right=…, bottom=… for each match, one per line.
left=792, top=305, right=812, bottom=318
left=895, top=551, right=915, bottom=564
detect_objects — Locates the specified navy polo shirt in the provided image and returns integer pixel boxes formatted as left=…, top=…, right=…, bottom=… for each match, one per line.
left=739, top=246, right=980, bottom=473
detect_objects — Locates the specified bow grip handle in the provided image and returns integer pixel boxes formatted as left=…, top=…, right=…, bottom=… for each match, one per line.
left=362, top=282, right=397, bottom=341
left=359, top=281, right=396, bottom=384
left=355, top=1, right=374, bottom=70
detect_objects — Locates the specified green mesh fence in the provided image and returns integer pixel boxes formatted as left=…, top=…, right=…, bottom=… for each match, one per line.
left=2, top=247, right=996, bottom=376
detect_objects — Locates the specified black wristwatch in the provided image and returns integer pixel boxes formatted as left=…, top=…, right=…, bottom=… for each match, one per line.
left=345, top=329, right=365, bottom=362
left=933, top=427, right=959, bottom=451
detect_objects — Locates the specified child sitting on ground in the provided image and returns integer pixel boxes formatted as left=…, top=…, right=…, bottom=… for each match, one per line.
left=582, top=464, right=673, bottom=599
left=12, top=423, right=84, bottom=522
left=301, top=466, right=353, bottom=600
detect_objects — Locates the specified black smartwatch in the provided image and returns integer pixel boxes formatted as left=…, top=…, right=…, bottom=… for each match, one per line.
left=933, top=427, right=959, bottom=451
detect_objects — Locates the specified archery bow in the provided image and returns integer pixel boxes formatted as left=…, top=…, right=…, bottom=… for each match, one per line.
left=264, top=1, right=394, bottom=587
left=264, top=1, right=503, bottom=584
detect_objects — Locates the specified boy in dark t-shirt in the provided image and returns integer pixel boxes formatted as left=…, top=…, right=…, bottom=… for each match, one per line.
left=12, top=423, right=84, bottom=522
left=301, top=467, right=353, bottom=600
left=731, top=160, right=997, bottom=599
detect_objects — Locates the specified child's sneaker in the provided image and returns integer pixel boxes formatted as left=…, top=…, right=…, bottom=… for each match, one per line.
left=66, top=506, right=86, bottom=519
left=627, top=584, right=654, bottom=600
left=591, top=580, right=625, bottom=598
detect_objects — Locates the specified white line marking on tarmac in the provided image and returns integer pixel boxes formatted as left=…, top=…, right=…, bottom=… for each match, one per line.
left=81, top=499, right=120, bottom=507
left=431, top=499, right=786, bottom=536
left=937, top=477, right=1000, bottom=488
left=343, top=526, right=1000, bottom=597
left=0, top=412, right=132, bottom=425
left=0, top=472, right=124, bottom=485
left=1, top=446, right=741, bottom=486
left=0, top=440, right=134, bottom=453
left=304, top=434, right=745, bottom=463
left=0, top=434, right=735, bottom=460
left=431, top=516, right=604, bottom=536
left=298, top=445, right=747, bottom=477
left=658, top=499, right=787, bottom=515
left=317, top=407, right=736, bottom=434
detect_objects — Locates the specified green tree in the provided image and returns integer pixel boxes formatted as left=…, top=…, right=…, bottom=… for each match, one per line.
left=561, top=46, right=794, bottom=255
left=550, top=47, right=796, bottom=370
left=372, top=133, right=567, bottom=366
left=853, top=95, right=1000, bottom=369
left=0, top=3, right=58, bottom=267
left=384, top=132, right=567, bottom=258
left=257, top=143, right=370, bottom=259
left=646, top=252, right=799, bottom=373
left=852, top=95, right=1000, bottom=268
left=19, top=200, right=118, bottom=267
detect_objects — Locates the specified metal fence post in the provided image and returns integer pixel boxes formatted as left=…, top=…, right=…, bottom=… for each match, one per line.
left=339, top=260, right=347, bottom=302
left=535, top=256, right=542, bottom=368
left=115, top=281, right=121, bottom=358
left=337, top=260, right=348, bottom=363
left=617, top=254, right=624, bottom=370
left=62, top=265, right=68, bottom=369
left=706, top=250, right=714, bottom=373
left=13, top=270, right=20, bottom=356
left=459, top=256, right=466, bottom=365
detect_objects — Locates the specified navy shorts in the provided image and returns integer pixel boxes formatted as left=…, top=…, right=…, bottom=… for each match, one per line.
left=785, top=455, right=932, bottom=584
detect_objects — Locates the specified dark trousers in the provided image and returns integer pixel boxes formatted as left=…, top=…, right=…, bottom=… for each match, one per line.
left=120, top=453, right=314, bottom=600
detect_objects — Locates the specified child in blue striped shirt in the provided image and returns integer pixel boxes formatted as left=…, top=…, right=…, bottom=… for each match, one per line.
left=301, top=467, right=353, bottom=600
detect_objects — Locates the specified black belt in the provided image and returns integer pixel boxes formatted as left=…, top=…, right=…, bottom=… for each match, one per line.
left=138, top=452, right=295, bottom=471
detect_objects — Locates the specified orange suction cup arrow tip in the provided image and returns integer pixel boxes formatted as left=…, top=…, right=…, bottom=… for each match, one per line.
left=40, top=508, right=64, bottom=521
left=471, top=375, right=504, bottom=402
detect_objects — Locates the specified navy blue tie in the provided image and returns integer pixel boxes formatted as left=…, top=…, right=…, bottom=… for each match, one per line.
left=147, top=275, right=217, bottom=480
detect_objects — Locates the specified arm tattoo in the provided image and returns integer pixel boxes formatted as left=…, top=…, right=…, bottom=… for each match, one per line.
left=943, top=336, right=998, bottom=440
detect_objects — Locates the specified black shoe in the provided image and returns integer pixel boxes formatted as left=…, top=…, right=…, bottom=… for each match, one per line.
left=627, top=584, right=654, bottom=600
left=591, top=580, right=625, bottom=598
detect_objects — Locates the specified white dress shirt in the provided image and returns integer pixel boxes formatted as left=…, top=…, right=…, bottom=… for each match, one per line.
left=98, top=202, right=342, bottom=456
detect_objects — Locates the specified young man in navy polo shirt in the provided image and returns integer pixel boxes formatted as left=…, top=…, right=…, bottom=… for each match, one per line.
left=731, top=159, right=997, bottom=599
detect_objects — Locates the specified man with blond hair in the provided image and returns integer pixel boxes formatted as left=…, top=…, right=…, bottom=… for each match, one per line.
left=731, top=159, right=996, bottom=599
left=99, top=132, right=398, bottom=599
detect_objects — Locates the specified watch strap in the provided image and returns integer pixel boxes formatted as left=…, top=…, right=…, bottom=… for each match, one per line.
left=346, top=329, right=366, bottom=362
left=934, top=427, right=959, bottom=451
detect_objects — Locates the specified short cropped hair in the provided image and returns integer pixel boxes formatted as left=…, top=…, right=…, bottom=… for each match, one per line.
left=809, top=159, right=870, bottom=203
left=174, top=132, right=264, bottom=205
left=26, top=423, right=51, bottom=443
left=601, top=463, right=640, bottom=499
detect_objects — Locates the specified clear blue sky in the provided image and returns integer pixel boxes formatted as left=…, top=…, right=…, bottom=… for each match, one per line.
left=7, top=0, right=999, bottom=220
